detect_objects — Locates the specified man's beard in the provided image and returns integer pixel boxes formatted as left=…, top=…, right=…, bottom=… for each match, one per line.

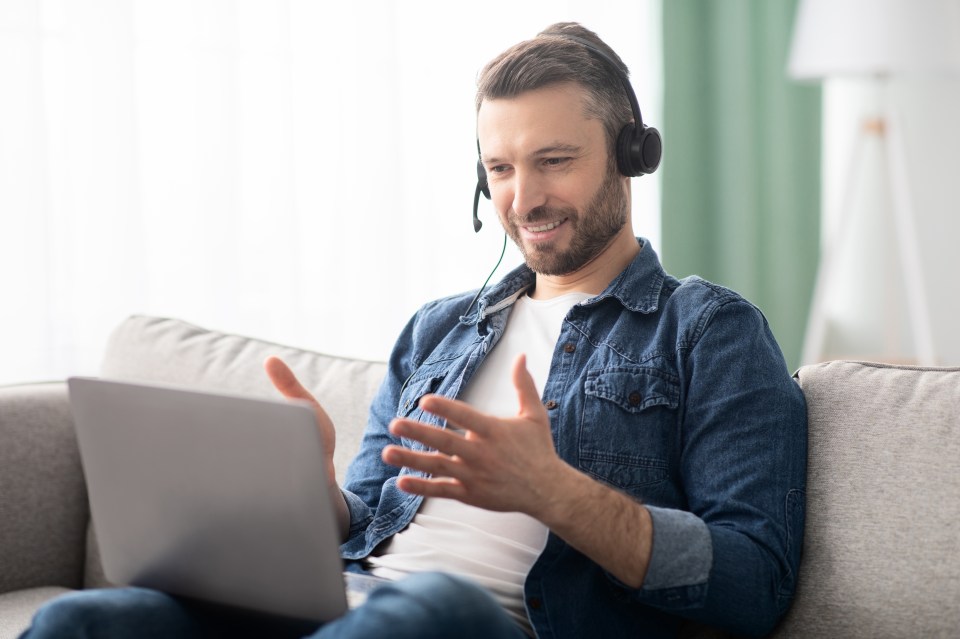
left=504, top=169, right=628, bottom=276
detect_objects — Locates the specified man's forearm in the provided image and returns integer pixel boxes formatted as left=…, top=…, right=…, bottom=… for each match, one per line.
left=532, top=461, right=653, bottom=589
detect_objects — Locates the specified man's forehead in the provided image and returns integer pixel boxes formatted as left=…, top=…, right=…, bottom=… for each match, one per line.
left=476, top=86, right=603, bottom=161
left=477, top=82, right=590, bottom=121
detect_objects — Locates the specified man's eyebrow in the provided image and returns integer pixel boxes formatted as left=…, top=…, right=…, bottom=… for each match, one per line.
left=482, top=143, right=584, bottom=165
left=533, top=143, right=583, bottom=156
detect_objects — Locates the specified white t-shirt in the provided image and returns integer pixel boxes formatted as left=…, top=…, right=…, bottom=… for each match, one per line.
left=366, top=291, right=591, bottom=632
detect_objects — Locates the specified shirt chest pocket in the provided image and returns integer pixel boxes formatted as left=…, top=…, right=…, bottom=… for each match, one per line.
left=579, top=366, right=680, bottom=495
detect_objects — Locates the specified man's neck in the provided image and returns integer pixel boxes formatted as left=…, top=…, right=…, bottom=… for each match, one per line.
left=529, top=230, right=640, bottom=300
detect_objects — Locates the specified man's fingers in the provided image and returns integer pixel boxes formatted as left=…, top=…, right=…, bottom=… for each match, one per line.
left=511, top=354, right=545, bottom=418
left=383, top=446, right=480, bottom=491
left=416, top=354, right=545, bottom=433
left=389, top=418, right=470, bottom=458
left=395, top=475, right=467, bottom=501
left=382, top=445, right=462, bottom=477
left=264, top=356, right=315, bottom=403
left=264, top=356, right=335, bottom=429
left=417, top=395, right=492, bottom=437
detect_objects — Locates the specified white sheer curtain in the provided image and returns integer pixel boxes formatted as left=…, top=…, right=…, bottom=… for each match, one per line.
left=0, top=0, right=662, bottom=385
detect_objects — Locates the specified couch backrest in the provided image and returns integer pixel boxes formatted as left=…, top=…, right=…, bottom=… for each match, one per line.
left=771, top=360, right=960, bottom=637
left=100, top=315, right=389, bottom=480
left=95, top=319, right=960, bottom=635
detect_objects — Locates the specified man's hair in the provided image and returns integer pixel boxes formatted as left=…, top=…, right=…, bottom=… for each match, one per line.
left=475, top=22, right=634, bottom=163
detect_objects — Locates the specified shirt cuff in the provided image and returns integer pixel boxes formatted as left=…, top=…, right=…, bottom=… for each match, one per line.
left=642, top=505, right=712, bottom=590
left=341, top=488, right=374, bottom=540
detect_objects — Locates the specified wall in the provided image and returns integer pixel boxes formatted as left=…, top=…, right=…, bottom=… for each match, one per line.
left=813, top=76, right=960, bottom=365
left=0, top=1, right=664, bottom=385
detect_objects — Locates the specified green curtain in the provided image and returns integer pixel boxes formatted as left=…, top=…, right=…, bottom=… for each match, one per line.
left=660, top=0, right=821, bottom=371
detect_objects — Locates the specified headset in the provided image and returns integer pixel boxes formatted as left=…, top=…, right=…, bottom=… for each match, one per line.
left=472, top=34, right=662, bottom=232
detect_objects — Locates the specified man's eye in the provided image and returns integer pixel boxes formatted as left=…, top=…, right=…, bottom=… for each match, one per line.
left=544, top=157, right=569, bottom=166
left=489, top=165, right=509, bottom=174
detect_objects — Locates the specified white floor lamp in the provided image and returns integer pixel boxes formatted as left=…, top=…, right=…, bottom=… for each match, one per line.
left=788, top=0, right=960, bottom=366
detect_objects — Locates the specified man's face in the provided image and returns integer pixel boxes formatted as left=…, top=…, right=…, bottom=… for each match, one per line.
left=477, top=83, right=629, bottom=276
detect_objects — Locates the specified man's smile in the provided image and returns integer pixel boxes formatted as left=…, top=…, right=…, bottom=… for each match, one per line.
left=525, top=218, right=569, bottom=233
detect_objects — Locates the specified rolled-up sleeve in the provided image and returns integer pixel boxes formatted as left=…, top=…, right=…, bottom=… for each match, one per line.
left=630, top=298, right=808, bottom=637
left=641, top=506, right=712, bottom=593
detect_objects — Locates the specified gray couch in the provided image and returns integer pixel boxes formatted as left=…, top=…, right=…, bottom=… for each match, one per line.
left=2, top=315, right=958, bottom=638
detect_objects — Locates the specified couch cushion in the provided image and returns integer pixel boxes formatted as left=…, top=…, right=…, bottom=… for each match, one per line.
left=99, top=315, right=388, bottom=483
left=772, top=361, right=960, bottom=637
left=0, top=586, right=73, bottom=639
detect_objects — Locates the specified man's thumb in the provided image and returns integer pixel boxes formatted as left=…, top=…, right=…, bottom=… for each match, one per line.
left=264, top=356, right=313, bottom=402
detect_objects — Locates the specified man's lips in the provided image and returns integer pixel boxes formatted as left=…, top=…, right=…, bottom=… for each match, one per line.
left=523, top=217, right=569, bottom=234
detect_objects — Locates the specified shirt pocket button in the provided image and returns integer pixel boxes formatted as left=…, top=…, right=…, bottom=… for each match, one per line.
left=628, top=391, right=642, bottom=406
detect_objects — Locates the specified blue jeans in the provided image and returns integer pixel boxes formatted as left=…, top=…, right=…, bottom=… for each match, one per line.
left=20, top=573, right=527, bottom=639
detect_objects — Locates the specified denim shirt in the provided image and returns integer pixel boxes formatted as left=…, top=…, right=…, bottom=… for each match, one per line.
left=340, top=239, right=807, bottom=638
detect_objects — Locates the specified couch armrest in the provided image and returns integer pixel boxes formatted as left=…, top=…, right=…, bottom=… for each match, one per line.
left=771, top=361, right=960, bottom=637
left=0, top=383, right=88, bottom=593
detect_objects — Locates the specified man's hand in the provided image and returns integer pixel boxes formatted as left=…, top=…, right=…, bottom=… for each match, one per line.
left=381, top=354, right=568, bottom=516
left=264, top=356, right=349, bottom=539
left=382, top=353, right=653, bottom=588
left=264, top=356, right=337, bottom=477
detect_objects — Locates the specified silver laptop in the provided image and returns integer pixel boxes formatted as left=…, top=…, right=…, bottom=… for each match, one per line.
left=67, top=377, right=382, bottom=621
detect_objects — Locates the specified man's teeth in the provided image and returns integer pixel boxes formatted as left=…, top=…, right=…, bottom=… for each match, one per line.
left=529, top=220, right=563, bottom=232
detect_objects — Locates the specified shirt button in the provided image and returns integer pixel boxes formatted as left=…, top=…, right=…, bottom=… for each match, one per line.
left=527, top=596, right=542, bottom=610
left=563, top=343, right=576, bottom=353
left=544, top=400, right=558, bottom=410
left=628, top=392, right=642, bottom=406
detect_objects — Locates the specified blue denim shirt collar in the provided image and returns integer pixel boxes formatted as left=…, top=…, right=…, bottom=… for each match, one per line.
left=462, top=237, right=665, bottom=325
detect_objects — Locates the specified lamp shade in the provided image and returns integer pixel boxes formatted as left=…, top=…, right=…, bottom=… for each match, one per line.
left=788, top=0, right=960, bottom=79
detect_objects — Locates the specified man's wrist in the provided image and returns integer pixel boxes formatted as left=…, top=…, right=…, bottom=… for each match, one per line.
left=529, top=460, right=654, bottom=589
left=531, top=461, right=603, bottom=529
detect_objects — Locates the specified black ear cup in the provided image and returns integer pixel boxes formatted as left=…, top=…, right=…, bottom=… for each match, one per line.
left=638, top=126, right=663, bottom=174
left=616, top=123, right=662, bottom=177
left=563, top=33, right=661, bottom=179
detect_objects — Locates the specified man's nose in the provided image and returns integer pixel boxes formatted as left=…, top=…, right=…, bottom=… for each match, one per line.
left=511, top=170, right=548, bottom=217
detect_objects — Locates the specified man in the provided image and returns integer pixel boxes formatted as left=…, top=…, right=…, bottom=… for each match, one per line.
left=22, top=22, right=806, bottom=639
